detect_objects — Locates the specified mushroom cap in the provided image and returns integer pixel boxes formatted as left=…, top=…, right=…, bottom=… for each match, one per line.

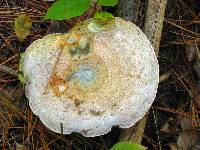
left=23, top=17, right=159, bottom=137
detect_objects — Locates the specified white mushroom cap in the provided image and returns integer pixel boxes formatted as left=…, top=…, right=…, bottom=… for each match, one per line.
left=22, top=17, right=159, bottom=137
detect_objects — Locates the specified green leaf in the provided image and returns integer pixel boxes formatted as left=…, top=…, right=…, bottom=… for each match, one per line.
left=110, top=142, right=147, bottom=150
left=18, top=74, right=25, bottom=84
left=14, top=14, right=32, bottom=42
left=94, top=12, right=114, bottom=21
left=44, top=0, right=90, bottom=20
left=97, top=0, right=118, bottom=6
left=18, top=53, right=25, bottom=84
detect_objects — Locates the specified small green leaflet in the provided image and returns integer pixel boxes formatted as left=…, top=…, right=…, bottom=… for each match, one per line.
left=97, top=0, right=118, bottom=6
left=18, top=53, right=25, bottom=84
left=14, top=14, right=32, bottom=42
left=44, top=0, right=90, bottom=20
left=110, top=142, right=147, bottom=150
left=94, top=12, right=114, bottom=21
left=18, top=74, right=25, bottom=84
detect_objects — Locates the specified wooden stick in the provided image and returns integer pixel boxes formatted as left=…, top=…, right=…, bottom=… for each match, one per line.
left=144, top=0, right=168, bottom=56
left=0, top=65, right=18, bottom=77
left=119, top=0, right=168, bottom=143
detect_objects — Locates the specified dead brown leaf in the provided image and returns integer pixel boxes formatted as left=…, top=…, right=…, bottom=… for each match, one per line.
left=178, top=116, right=193, bottom=130
left=168, top=143, right=178, bottom=150
left=16, top=143, right=28, bottom=150
left=194, top=94, right=200, bottom=109
left=177, top=130, right=200, bottom=150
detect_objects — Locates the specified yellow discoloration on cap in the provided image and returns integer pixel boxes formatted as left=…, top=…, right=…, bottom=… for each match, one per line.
left=49, top=54, right=108, bottom=103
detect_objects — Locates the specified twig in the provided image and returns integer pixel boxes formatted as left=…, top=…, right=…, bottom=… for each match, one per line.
left=119, top=0, right=168, bottom=145
left=0, top=65, right=18, bottom=77
left=119, top=113, right=148, bottom=143
left=144, top=0, right=168, bottom=56
left=159, top=72, right=171, bottom=83
left=115, top=0, right=145, bottom=28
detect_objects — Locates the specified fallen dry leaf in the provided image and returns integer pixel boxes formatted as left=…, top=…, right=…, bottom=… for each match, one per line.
left=194, top=94, right=200, bottom=109
left=177, top=130, right=200, bottom=150
left=178, top=116, right=193, bottom=131
left=168, top=143, right=178, bottom=150
left=16, top=143, right=28, bottom=150
left=14, top=14, right=32, bottom=42
left=160, top=117, right=178, bottom=134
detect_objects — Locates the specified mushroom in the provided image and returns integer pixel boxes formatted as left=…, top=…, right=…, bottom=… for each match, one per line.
left=22, top=17, right=159, bottom=137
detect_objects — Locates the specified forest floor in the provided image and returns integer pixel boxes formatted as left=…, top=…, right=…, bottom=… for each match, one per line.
left=0, top=0, right=199, bottom=149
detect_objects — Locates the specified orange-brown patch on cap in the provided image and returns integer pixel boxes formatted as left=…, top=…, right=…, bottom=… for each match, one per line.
left=49, top=74, right=68, bottom=97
